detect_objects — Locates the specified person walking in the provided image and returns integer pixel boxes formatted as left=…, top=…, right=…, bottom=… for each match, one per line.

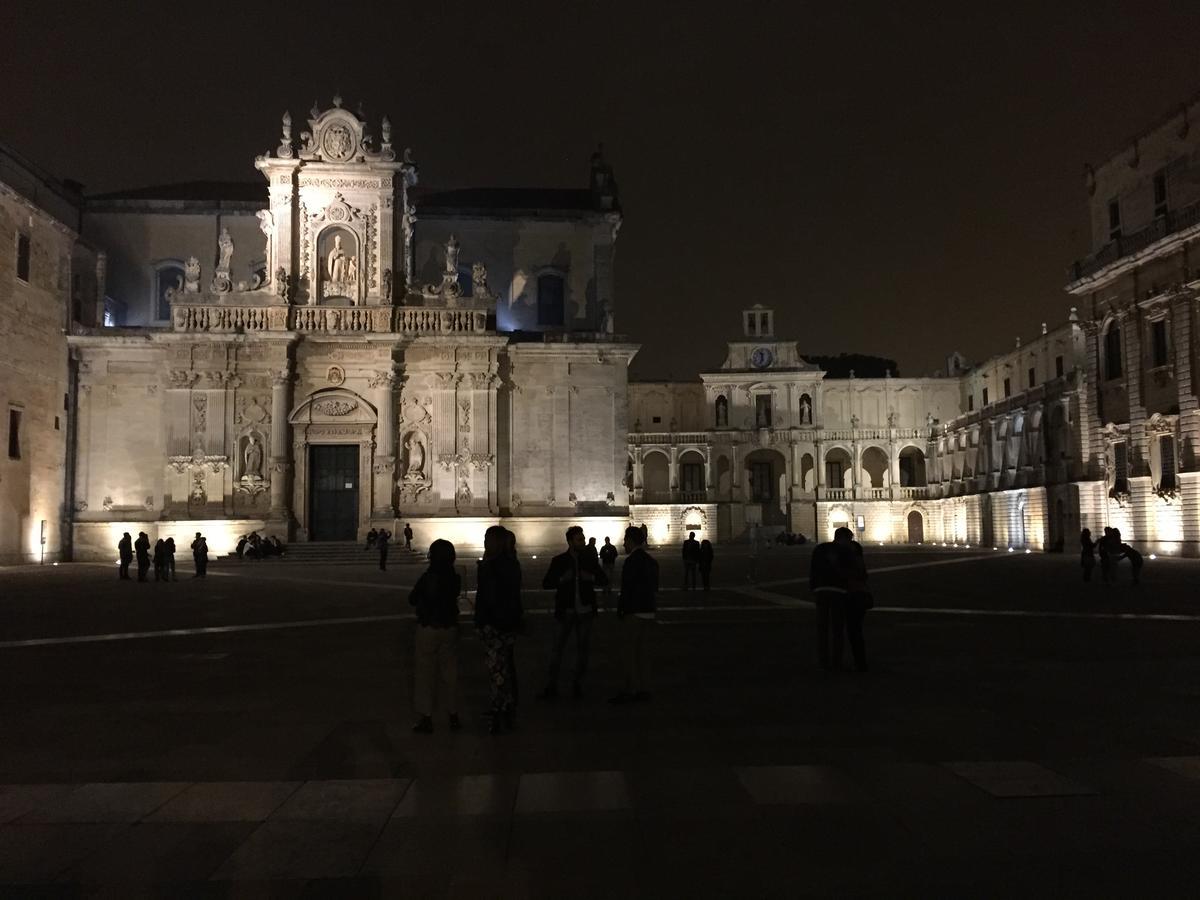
left=538, top=526, right=608, bottom=700
left=117, top=532, right=133, bottom=580
left=409, top=539, right=462, bottom=734
left=1080, top=529, right=1096, bottom=582
left=699, top=539, right=714, bottom=592
left=378, top=528, right=390, bottom=571
left=599, top=536, right=618, bottom=599
left=404, top=523, right=414, bottom=551
left=191, top=532, right=209, bottom=578
left=164, top=537, right=177, bottom=581
left=134, top=532, right=151, bottom=582
left=610, top=525, right=658, bottom=704
left=152, top=539, right=167, bottom=582
left=682, top=531, right=701, bottom=590
left=475, top=525, right=523, bottom=733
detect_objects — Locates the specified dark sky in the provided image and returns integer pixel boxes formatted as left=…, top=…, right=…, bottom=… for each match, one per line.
left=2, top=2, right=1198, bottom=379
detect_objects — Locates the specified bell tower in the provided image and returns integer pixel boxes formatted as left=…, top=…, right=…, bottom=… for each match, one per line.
left=255, top=95, right=417, bottom=306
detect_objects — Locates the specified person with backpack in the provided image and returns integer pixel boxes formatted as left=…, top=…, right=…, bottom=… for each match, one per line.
left=409, top=539, right=462, bottom=734
left=474, top=525, right=523, bottom=733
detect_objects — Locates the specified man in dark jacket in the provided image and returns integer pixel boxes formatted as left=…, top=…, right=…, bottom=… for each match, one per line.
left=191, top=532, right=209, bottom=578
left=117, top=533, right=133, bottom=580
left=682, top=531, right=701, bottom=590
left=611, top=525, right=658, bottom=704
left=134, top=532, right=152, bottom=582
left=810, top=526, right=868, bottom=671
left=538, top=526, right=608, bottom=699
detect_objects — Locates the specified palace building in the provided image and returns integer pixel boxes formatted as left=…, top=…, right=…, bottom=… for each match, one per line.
left=2, top=92, right=1199, bottom=561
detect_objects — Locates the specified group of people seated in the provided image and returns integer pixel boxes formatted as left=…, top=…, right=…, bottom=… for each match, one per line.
left=1081, top=527, right=1143, bottom=584
left=774, top=531, right=809, bottom=545
left=235, top=532, right=286, bottom=560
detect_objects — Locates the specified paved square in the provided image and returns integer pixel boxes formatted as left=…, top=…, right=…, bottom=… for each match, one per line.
left=2, top=546, right=1200, bottom=894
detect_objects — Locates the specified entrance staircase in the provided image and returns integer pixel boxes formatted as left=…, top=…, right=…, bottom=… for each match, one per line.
left=219, top=541, right=425, bottom=565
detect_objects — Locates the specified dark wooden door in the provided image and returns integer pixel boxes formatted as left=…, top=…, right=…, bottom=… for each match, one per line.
left=310, top=445, right=359, bottom=541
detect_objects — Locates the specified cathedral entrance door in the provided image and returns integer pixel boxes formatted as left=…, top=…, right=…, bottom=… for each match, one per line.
left=309, top=445, right=359, bottom=541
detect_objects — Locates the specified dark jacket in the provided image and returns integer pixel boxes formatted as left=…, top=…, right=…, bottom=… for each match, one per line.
left=475, top=555, right=523, bottom=631
left=810, top=541, right=868, bottom=596
left=409, top=568, right=462, bottom=628
left=682, top=538, right=701, bottom=562
left=542, top=550, right=608, bottom=619
left=191, top=538, right=208, bottom=558
left=618, top=547, right=658, bottom=617
left=699, top=542, right=714, bottom=569
left=118, top=536, right=133, bottom=561
left=134, top=535, right=151, bottom=561
left=599, top=543, right=618, bottom=566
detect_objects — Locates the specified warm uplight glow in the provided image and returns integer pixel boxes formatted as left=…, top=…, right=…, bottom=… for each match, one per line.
left=1150, top=553, right=1158, bottom=560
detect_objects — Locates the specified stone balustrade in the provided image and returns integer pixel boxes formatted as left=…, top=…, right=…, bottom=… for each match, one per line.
left=170, top=301, right=491, bottom=335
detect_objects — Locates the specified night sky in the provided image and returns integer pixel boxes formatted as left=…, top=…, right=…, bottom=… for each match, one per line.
left=2, top=3, right=1197, bottom=379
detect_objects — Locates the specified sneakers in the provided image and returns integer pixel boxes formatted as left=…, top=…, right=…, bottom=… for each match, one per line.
left=412, top=715, right=434, bottom=734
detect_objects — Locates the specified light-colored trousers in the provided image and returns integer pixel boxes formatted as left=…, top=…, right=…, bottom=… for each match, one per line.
left=413, top=625, right=459, bottom=717
left=620, top=615, right=651, bottom=694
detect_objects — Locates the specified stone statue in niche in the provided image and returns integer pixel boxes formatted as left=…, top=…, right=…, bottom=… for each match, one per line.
left=243, top=434, right=264, bottom=480
left=184, top=257, right=201, bottom=293
left=217, top=228, right=234, bottom=272
left=382, top=268, right=393, bottom=303
left=402, top=433, right=427, bottom=480
left=715, top=395, right=728, bottom=428
left=799, top=394, right=812, bottom=425
left=327, top=235, right=348, bottom=282
left=321, top=229, right=359, bottom=302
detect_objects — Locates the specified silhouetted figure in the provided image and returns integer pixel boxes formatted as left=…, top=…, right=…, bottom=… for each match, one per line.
left=699, top=539, right=714, bottom=591
left=164, top=537, right=176, bottom=580
left=1080, top=529, right=1096, bottom=582
left=153, top=539, right=167, bottom=582
left=539, top=526, right=608, bottom=700
left=410, top=539, right=462, bottom=734
left=1098, top=527, right=1114, bottom=584
left=682, top=531, right=701, bottom=590
left=365, top=527, right=378, bottom=551
left=378, top=529, right=390, bottom=570
left=586, top=536, right=600, bottom=566
left=404, top=523, right=414, bottom=551
left=134, top=532, right=151, bottom=582
left=610, top=526, right=658, bottom=704
left=270, top=535, right=285, bottom=557
left=117, top=533, right=133, bottom=580
left=475, top=525, right=523, bottom=733
left=599, top=536, right=618, bottom=598
left=191, top=532, right=209, bottom=578
left=236, top=536, right=247, bottom=560
left=811, top=527, right=870, bottom=671
left=1120, top=542, right=1143, bottom=585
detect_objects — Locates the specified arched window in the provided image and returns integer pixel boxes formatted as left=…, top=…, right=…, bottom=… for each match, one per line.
left=537, top=273, right=565, bottom=327
left=1104, top=322, right=1122, bottom=380
left=153, top=260, right=185, bottom=321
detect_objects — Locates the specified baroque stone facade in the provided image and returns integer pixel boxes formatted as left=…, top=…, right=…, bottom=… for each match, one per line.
left=65, top=99, right=634, bottom=558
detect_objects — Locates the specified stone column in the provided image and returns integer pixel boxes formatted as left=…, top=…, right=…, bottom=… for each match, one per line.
left=370, top=369, right=397, bottom=517
left=632, top=447, right=644, bottom=503
left=269, top=366, right=293, bottom=520
left=703, top=445, right=713, bottom=497
left=668, top=444, right=679, bottom=496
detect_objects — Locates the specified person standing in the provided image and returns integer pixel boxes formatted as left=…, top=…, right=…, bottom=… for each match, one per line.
left=153, top=539, right=167, bottom=582
left=682, top=531, right=701, bottom=590
left=134, top=532, right=151, bottom=582
left=117, top=533, right=133, bottom=580
left=699, top=539, right=714, bottom=592
left=404, top=523, right=414, bottom=551
left=378, top=528, right=390, bottom=571
left=191, top=532, right=209, bottom=578
left=1120, top=541, right=1144, bottom=585
left=538, top=526, right=608, bottom=700
left=475, top=525, right=523, bottom=733
left=611, top=526, right=658, bottom=704
left=840, top=532, right=871, bottom=672
left=410, top=539, right=462, bottom=734
left=810, top=529, right=848, bottom=670
left=164, top=537, right=177, bottom=581
left=1080, top=529, right=1096, bottom=583
left=599, top=537, right=618, bottom=599
left=1098, top=527, right=1114, bottom=584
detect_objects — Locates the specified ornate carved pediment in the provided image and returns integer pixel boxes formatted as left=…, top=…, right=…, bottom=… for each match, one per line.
left=289, top=389, right=377, bottom=425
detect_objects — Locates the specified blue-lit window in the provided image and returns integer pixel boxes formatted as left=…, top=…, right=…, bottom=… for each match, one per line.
left=537, top=273, right=565, bottom=327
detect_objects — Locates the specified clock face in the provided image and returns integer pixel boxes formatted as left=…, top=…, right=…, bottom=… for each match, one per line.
left=750, top=347, right=774, bottom=369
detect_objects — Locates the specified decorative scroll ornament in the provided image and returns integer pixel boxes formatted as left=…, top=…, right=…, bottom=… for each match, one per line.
left=423, top=235, right=463, bottom=300
left=184, top=257, right=201, bottom=293
left=471, top=262, right=497, bottom=301
left=313, top=398, right=357, bottom=416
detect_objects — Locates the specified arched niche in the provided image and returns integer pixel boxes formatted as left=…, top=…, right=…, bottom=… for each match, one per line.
left=318, top=225, right=362, bottom=305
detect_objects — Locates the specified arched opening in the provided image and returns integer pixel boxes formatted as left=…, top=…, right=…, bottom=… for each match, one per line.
left=800, top=452, right=815, bottom=492
left=537, top=272, right=565, bottom=327
left=678, top=449, right=706, bottom=500
left=745, top=448, right=788, bottom=526
left=828, top=505, right=852, bottom=540
left=318, top=226, right=360, bottom=304
left=153, top=260, right=185, bottom=322
left=798, top=393, right=813, bottom=424
left=898, top=446, right=927, bottom=487
left=824, top=447, right=852, bottom=492
left=860, top=446, right=889, bottom=490
left=907, top=510, right=924, bottom=544
left=642, top=452, right=669, bottom=502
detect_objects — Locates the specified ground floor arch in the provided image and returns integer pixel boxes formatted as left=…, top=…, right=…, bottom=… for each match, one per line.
left=907, top=508, right=924, bottom=543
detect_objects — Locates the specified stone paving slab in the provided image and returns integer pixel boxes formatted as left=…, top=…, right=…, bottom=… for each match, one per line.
left=944, top=761, right=1096, bottom=798
left=514, top=770, right=632, bottom=814
left=19, top=782, right=191, bottom=823
left=146, top=781, right=301, bottom=823
left=0, top=783, right=77, bottom=824
left=210, top=820, right=383, bottom=881
left=271, top=778, right=410, bottom=823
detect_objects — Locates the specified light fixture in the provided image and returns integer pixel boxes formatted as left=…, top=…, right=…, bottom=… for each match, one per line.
left=1024, top=549, right=1031, bottom=554
left=1008, top=547, right=1014, bottom=552
left=1150, top=553, right=1158, bottom=560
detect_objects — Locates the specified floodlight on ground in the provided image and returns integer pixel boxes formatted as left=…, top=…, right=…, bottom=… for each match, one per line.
left=1008, top=547, right=1014, bottom=552
left=1150, top=554, right=1158, bottom=560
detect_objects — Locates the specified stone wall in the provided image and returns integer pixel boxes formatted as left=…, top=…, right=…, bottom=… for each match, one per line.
left=0, top=184, right=77, bottom=563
